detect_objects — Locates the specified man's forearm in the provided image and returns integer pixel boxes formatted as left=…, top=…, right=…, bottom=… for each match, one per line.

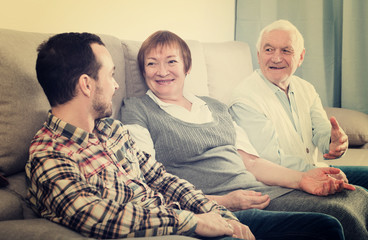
left=238, top=150, right=302, bottom=189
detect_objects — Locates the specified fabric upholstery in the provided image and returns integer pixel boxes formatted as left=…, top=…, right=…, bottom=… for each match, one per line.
left=325, top=107, right=368, bottom=148
left=0, top=29, right=51, bottom=177
left=203, top=41, right=253, bottom=105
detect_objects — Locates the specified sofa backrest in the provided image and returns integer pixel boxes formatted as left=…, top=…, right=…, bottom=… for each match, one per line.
left=0, top=28, right=253, bottom=177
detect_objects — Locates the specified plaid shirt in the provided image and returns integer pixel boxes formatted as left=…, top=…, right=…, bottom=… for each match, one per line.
left=26, top=112, right=237, bottom=239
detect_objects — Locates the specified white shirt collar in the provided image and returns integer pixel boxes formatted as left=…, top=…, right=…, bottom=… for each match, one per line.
left=146, top=89, right=207, bottom=110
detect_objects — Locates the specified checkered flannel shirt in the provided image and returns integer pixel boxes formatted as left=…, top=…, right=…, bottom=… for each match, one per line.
left=26, top=112, right=237, bottom=239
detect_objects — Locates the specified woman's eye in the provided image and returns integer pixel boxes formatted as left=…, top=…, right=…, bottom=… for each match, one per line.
left=146, top=62, right=155, bottom=66
left=168, top=60, right=177, bottom=64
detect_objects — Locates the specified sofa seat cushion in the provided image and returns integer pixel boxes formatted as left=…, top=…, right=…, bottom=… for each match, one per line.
left=0, top=219, right=86, bottom=240
left=0, top=218, right=199, bottom=240
left=319, top=148, right=368, bottom=166
left=0, top=189, right=23, bottom=221
left=0, top=173, right=8, bottom=187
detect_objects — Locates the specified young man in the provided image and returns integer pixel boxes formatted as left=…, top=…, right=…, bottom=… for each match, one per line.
left=26, top=32, right=344, bottom=240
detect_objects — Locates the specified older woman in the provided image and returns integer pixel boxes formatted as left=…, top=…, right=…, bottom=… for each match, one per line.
left=120, top=30, right=367, bottom=240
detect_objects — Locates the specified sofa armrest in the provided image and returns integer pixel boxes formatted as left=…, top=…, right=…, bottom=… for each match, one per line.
left=324, top=107, right=368, bottom=149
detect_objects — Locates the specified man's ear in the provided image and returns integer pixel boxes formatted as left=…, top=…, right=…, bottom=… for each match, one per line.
left=298, top=49, right=306, bottom=67
left=78, top=74, right=93, bottom=97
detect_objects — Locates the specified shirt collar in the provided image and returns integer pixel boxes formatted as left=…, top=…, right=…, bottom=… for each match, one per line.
left=46, top=111, right=111, bottom=148
left=256, top=69, right=295, bottom=94
left=146, top=89, right=207, bottom=108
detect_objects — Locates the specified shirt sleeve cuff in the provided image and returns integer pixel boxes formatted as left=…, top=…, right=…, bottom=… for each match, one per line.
left=175, top=210, right=197, bottom=235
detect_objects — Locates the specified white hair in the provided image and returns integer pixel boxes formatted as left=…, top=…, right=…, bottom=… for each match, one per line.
left=256, top=19, right=304, bottom=55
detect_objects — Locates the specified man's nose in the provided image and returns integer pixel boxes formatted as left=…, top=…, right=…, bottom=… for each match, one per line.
left=272, top=50, right=282, bottom=63
left=113, top=78, right=119, bottom=90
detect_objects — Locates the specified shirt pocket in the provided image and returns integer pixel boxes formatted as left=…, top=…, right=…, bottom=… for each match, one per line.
left=86, top=163, right=124, bottom=200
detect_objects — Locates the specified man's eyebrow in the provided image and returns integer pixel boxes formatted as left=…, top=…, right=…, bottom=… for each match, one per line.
left=263, top=43, right=273, bottom=48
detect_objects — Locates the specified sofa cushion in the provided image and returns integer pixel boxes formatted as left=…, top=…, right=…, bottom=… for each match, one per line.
left=0, top=189, right=23, bottom=221
left=0, top=219, right=86, bottom=240
left=99, top=35, right=128, bottom=119
left=203, top=41, right=253, bottom=105
left=121, top=39, right=209, bottom=99
left=0, top=29, right=51, bottom=176
left=325, top=107, right=368, bottom=148
left=0, top=174, right=8, bottom=187
left=0, top=218, right=199, bottom=240
left=121, top=40, right=146, bottom=97
left=319, top=148, right=368, bottom=166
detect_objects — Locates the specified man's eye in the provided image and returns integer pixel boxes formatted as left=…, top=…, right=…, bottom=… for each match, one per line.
left=265, top=48, right=273, bottom=52
left=283, top=49, right=293, bottom=55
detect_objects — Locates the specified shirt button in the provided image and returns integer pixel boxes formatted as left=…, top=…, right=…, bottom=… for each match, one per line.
left=141, top=197, right=146, bottom=202
left=306, top=148, right=309, bottom=154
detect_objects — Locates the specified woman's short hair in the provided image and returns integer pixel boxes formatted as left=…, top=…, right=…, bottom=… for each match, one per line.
left=137, top=30, right=192, bottom=75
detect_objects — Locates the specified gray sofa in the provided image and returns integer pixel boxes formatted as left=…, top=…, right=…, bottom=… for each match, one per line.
left=0, top=28, right=367, bottom=240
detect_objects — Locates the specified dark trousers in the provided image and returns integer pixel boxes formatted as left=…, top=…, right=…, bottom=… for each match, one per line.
left=204, top=209, right=344, bottom=240
left=333, top=165, right=368, bottom=190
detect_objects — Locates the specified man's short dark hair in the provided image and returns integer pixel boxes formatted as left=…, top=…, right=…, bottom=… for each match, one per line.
left=36, top=32, right=105, bottom=107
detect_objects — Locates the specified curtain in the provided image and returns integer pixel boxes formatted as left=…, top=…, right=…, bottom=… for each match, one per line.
left=235, top=0, right=368, bottom=114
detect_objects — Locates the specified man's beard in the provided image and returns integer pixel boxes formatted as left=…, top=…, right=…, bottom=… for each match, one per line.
left=92, top=88, right=113, bottom=119
left=93, top=101, right=112, bottom=119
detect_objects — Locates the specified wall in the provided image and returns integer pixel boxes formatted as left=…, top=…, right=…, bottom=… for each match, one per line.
left=0, top=0, right=235, bottom=42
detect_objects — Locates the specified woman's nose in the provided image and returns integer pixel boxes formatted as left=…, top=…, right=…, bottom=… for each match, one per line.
left=157, top=63, right=169, bottom=76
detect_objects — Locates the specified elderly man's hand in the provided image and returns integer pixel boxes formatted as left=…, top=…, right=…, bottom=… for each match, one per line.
left=324, top=117, right=348, bottom=159
left=299, top=167, right=355, bottom=196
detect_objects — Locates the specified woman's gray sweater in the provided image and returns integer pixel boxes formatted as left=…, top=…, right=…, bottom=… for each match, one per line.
left=121, top=95, right=291, bottom=198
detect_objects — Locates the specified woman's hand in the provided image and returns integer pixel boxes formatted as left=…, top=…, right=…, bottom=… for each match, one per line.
left=207, top=190, right=270, bottom=211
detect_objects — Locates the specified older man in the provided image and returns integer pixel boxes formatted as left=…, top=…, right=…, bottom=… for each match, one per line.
left=229, top=19, right=368, bottom=189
